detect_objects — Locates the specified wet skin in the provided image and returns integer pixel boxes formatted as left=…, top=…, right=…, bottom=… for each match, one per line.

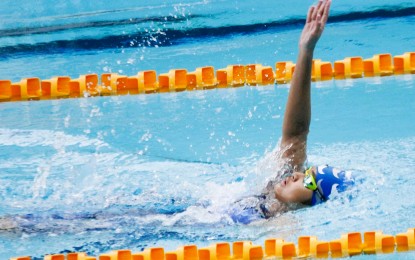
left=274, top=168, right=316, bottom=204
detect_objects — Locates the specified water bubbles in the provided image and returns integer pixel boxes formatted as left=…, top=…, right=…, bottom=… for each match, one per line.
left=83, top=91, right=91, bottom=98
left=139, top=132, right=153, bottom=142
left=89, top=107, right=101, bottom=118
left=157, top=29, right=166, bottom=36
left=247, top=110, right=253, bottom=119
left=32, top=166, right=51, bottom=200
left=271, top=114, right=281, bottom=119
left=220, top=145, right=227, bottom=154
left=64, top=115, right=70, bottom=128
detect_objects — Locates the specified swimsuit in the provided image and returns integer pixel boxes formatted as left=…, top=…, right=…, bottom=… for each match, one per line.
left=228, top=195, right=267, bottom=224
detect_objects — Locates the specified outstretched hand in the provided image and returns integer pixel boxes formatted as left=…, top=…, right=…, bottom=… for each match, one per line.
left=299, top=0, right=331, bottom=52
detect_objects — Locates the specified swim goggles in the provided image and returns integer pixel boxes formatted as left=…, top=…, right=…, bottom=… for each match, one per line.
left=303, top=167, right=326, bottom=202
left=303, top=167, right=317, bottom=190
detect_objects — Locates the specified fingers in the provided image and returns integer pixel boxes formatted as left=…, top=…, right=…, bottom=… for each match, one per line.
left=311, top=1, right=323, bottom=21
left=321, top=0, right=331, bottom=25
left=317, top=0, right=327, bottom=14
left=309, top=0, right=331, bottom=28
left=306, top=6, right=315, bottom=23
left=308, top=0, right=330, bottom=21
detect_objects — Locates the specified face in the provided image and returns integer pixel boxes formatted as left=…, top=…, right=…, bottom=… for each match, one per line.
left=274, top=171, right=313, bottom=204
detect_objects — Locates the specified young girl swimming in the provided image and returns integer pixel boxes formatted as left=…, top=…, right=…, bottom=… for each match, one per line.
left=230, top=0, right=355, bottom=224
left=0, top=0, right=354, bottom=230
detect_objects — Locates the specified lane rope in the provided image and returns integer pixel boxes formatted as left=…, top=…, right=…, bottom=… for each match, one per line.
left=0, top=52, right=414, bottom=102
left=10, top=228, right=415, bottom=259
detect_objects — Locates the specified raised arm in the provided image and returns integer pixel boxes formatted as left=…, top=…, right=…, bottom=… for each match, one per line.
left=281, top=0, right=331, bottom=169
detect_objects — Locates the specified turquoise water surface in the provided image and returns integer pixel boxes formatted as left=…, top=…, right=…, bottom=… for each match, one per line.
left=1, top=0, right=415, bottom=259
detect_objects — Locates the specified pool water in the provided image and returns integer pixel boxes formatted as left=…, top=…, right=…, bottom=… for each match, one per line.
left=1, top=0, right=415, bottom=259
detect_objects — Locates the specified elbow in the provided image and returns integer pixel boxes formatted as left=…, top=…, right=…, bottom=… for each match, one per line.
left=283, top=121, right=310, bottom=140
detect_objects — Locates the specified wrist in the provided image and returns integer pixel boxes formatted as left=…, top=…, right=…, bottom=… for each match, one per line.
left=298, top=47, right=314, bottom=60
left=299, top=43, right=316, bottom=54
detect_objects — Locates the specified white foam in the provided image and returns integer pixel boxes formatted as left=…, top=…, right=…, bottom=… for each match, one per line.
left=0, top=128, right=109, bottom=150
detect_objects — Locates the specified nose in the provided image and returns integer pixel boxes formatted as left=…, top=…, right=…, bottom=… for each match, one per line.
left=285, top=174, right=298, bottom=184
left=292, top=172, right=301, bottom=182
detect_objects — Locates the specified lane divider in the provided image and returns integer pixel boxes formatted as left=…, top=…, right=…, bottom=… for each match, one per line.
left=10, top=228, right=415, bottom=259
left=0, top=51, right=414, bottom=103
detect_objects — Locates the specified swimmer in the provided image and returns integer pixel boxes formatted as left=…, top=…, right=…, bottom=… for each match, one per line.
left=230, top=0, right=354, bottom=224
left=276, top=0, right=336, bottom=205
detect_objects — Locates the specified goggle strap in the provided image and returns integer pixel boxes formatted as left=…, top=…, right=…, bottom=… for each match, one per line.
left=304, top=167, right=326, bottom=202
left=315, top=186, right=326, bottom=202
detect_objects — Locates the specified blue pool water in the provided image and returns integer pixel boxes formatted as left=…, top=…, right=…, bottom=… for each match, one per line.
left=1, top=0, right=415, bottom=259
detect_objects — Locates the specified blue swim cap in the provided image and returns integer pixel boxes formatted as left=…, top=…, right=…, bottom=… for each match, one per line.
left=311, top=165, right=355, bottom=205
